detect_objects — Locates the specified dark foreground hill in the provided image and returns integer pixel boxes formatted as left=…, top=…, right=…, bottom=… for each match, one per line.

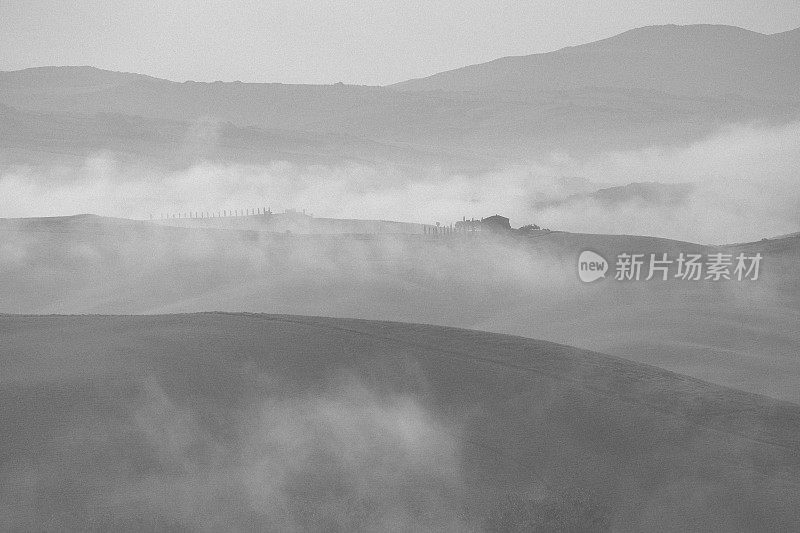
left=1, top=313, right=800, bottom=531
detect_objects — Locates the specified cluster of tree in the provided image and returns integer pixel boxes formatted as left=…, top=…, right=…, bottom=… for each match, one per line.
left=515, top=223, right=549, bottom=234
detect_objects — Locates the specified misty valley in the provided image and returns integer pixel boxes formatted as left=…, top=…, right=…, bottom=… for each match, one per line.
left=2, top=17, right=800, bottom=533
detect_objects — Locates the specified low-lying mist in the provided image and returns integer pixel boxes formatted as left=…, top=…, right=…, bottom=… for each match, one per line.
left=0, top=369, right=468, bottom=531
left=1, top=214, right=799, bottom=403
left=1, top=119, right=800, bottom=401
left=1, top=121, right=799, bottom=244
left=4, top=314, right=800, bottom=531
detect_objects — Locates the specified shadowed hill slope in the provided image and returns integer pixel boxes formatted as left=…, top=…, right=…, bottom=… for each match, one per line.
left=1, top=313, right=800, bottom=531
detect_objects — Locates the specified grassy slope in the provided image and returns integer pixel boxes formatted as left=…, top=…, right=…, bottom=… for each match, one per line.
left=1, top=313, right=800, bottom=531
left=1, top=216, right=799, bottom=404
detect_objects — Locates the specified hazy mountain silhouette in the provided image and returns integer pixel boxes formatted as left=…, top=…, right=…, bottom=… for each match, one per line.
left=393, top=24, right=800, bottom=101
left=0, top=101, right=465, bottom=168
left=1, top=25, right=799, bottom=164
left=535, top=182, right=695, bottom=209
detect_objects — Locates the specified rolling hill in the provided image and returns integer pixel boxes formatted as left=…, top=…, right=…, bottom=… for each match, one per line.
left=0, top=102, right=460, bottom=169
left=1, top=215, right=798, bottom=404
left=1, top=313, right=799, bottom=531
left=533, top=182, right=695, bottom=210
left=2, top=25, right=799, bottom=165
left=3, top=20, right=800, bottom=533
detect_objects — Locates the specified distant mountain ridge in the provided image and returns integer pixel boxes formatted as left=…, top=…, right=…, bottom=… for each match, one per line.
left=392, top=24, right=800, bottom=101
left=1, top=24, right=799, bottom=165
left=534, top=182, right=695, bottom=209
left=5, top=24, right=798, bottom=101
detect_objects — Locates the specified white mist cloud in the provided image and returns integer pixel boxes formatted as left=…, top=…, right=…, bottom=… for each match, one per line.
left=0, top=120, right=798, bottom=243
left=0, top=374, right=468, bottom=532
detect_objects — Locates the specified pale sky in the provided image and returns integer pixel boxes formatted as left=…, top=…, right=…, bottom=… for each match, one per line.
left=2, top=0, right=800, bottom=85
